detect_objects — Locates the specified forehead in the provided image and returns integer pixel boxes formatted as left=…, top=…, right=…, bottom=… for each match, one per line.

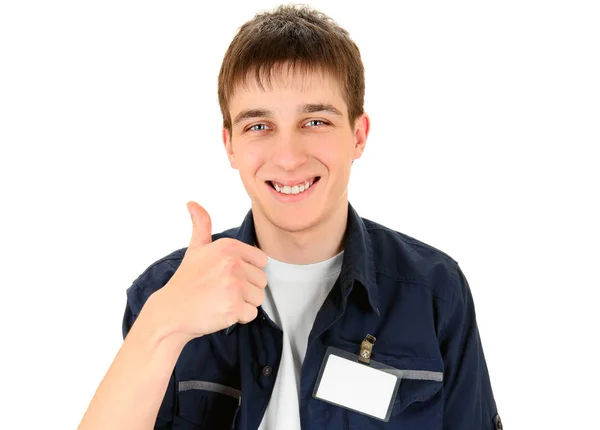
left=229, top=64, right=346, bottom=112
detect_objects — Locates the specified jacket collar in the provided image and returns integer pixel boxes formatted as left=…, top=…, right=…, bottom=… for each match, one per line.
left=225, top=202, right=379, bottom=335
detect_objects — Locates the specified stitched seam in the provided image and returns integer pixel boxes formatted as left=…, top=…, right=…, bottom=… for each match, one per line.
left=438, top=274, right=458, bottom=341
left=374, top=271, right=452, bottom=304
left=365, top=225, right=457, bottom=263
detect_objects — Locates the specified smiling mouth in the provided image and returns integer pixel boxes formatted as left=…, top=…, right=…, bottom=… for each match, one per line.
left=267, top=176, right=320, bottom=195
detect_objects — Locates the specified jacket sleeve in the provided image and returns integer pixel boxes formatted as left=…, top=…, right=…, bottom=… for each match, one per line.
left=439, top=264, right=501, bottom=429
left=122, top=283, right=177, bottom=430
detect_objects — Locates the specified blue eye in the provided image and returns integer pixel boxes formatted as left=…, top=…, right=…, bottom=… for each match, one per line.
left=305, top=120, right=326, bottom=127
left=249, top=124, right=269, bottom=132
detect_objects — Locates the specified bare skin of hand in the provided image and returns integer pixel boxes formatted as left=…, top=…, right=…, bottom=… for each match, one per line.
left=77, top=201, right=268, bottom=430
left=151, top=201, right=269, bottom=343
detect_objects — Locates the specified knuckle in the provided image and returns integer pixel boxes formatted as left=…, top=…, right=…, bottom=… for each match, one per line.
left=223, top=310, right=238, bottom=327
left=219, top=238, right=238, bottom=254
left=222, top=256, right=239, bottom=273
left=224, top=276, right=241, bottom=296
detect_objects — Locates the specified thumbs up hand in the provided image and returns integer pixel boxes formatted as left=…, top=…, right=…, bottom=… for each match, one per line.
left=147, top=201, right=268, bottom=343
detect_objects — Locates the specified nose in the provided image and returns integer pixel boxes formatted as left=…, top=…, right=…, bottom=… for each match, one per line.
left=270, top=131, right=308, bottom=171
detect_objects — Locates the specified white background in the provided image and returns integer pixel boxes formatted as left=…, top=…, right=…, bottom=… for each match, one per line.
left=1, top=1, right=598, bottom=428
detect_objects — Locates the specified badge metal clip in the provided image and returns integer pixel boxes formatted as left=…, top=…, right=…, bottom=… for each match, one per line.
left=358, top=334, right=376, bottom=365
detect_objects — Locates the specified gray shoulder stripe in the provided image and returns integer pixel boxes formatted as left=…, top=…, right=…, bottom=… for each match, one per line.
left=178, top=380, right=242, bottom=399
left=384, top=369, right=444, bottom=382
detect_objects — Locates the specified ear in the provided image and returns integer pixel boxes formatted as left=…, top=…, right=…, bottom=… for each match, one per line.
left=222, top=128, right=238, bottom=169
left=351, top=112, right=370, bottom=161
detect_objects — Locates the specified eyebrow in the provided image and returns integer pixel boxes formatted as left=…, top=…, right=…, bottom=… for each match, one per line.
left=232, top=103, right=344, bottom=126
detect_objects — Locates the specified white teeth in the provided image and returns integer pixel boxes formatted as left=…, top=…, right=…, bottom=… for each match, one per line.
left=271, top=178, right=316, bottom=195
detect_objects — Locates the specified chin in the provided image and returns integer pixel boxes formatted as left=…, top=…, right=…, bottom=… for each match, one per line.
left=265, top=209, right=322, bottom=233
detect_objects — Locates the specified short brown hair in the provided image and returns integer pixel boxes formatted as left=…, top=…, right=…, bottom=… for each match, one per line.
left=217, top=4, right=365, bottom=132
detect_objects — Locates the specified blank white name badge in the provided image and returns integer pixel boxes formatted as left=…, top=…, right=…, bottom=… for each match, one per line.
left=313, top=346, right=400, bottom=422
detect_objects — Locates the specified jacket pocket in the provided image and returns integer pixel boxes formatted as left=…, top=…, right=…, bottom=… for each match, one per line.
left=175, top=380, right=241, bottom=430
left=371, top=354, right=443, bottom=417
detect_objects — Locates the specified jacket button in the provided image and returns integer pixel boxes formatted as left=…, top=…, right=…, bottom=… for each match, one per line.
left=261, top=365, right=273, bottom=376
left=494, top=414, right=503, bottom=429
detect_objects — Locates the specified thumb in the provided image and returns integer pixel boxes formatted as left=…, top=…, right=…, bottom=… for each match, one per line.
left=187, top=201, right=212, bottom=249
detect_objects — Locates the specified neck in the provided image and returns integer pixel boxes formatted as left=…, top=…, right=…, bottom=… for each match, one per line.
left=252, top=200, right=349, bottom=265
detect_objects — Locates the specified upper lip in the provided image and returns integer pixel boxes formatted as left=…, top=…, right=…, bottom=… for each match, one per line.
left=268, top=177, right=319, bottom=186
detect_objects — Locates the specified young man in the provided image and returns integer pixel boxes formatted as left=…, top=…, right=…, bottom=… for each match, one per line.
left=79, top=5, right=500, bottom=430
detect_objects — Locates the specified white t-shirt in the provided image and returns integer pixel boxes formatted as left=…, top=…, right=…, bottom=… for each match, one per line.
left=257, top=250, right=344, bottom=430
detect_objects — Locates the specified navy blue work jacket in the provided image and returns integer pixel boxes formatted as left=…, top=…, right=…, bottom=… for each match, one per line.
left=123, top=203, right=500, bottom=429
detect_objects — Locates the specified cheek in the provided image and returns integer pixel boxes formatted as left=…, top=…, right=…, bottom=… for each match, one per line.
left=313, top=141, right=355, bottom=173
left=236, top=149, right=265, bottom=177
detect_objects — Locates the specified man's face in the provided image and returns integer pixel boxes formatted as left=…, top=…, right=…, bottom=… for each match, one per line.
left=223, top=66, right=369, bottom=233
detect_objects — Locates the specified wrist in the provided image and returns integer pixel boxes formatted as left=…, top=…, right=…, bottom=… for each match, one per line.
left=136, top=290, right=191, bottom=353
